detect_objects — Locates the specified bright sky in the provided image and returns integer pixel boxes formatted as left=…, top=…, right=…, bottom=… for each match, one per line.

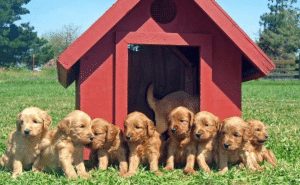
left=21, top=0, right=300, bottom=41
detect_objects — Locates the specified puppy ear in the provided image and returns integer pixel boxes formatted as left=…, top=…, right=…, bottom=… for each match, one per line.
left=188, top=110, right=195, bottom=129
left=16, top=113, right=22, bottom=131
left=42, top=111, right=52, bottom=130
left=106, top=124, right=118, bottom=143
left=217, top=121, right=224, bottom=133
left=147, top=119, right=156, bottom=137
left=247, top=120, right=254, bottom=127
left=243, top=123, right=251, bottom=142
left=215, top=118, right=222, bottom=131
left=57, top=119, right=70, bottom=134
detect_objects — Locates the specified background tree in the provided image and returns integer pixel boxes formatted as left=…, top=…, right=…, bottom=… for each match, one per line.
left=258, top=0, right=300, bottom=62
left=0, top=0, right=53, bottom=68
left=43, top=24, right=80, bottom=59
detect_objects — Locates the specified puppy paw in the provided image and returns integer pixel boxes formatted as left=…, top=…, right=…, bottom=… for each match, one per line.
left=203, top=168, right=211, bottom=173
left=164, top=166, right=174, bottom=171
left=32, top=166, right=43, bottom=173
left=12, top=173, right=21, bottom=179
left=79, top=172, right=90, bottom=179
left=119, top=172, right=127, bottom=177
left=154, top=170, right=163, bottom=176
left=218, top=170, right=227, bottom=175
left=238, top=163, right=245, bottom=169
left=121, top=172, right=135, bottom=178
left=119, top=169, right=128, bottom=177
left=183, top=168, right=196, bottom=175
left=66, top=174, right=78, bottom=180
left=254, top=165, right=264, bottom=172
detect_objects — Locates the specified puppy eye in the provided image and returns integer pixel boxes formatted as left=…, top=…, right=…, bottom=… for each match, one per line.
left=135, top=125, right=141, bottom=129
left=95, top=132, right=104, bottom=135
left=19, top=120, right=24, bottom=125
left=180, top=119, right=187, bottom=124
left=80, top=125, right=85, bottom=128
left=33, top=120, right=39, bottom=124
left=205, top=123, right=209, bottom=127
left=255, top=128, right=261, bottom=131
left=233, top=132, right=240, bottom=137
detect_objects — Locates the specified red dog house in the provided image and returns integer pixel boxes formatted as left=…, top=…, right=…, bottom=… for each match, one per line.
left=57, top=0, right=275, bottom=158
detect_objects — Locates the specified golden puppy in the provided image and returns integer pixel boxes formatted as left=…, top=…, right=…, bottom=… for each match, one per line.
left=123, top=112, right=162, bottom=177
left=164, top=106, right=196, bottom=175
left=0, top=107, right=52, bottom=178
left=90, top=118, right=128, bottom=176
left=32, top=110, right=94, bottom=179
left=246, top=120, right=277, bottom=168
left=147, top=84, right=199, bottom=134
left=193, top=111, right=220, bottom=173
left=217, top=117, right=257, bottom=174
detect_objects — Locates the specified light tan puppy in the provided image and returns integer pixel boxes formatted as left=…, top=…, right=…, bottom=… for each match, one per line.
left=0, top=107, right=52, bottom=178
left=147, top=84, right=199, bottom=134
left=164, top=106, right=196, bottom=175
left=193, top=111, right=220, bottom=173
left=216, top=117, right=256, bottom=174
left=246, top=120, right=277, bottom=168
left=90, top=118, right=128, bottom=176
left=32, top=110, right=94, bottom=179
left=123, top=112, right=162, bottom=177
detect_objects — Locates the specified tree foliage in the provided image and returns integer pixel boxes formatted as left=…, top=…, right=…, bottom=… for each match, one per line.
left=258, top=0, right=300, bottom=62
left=0, top=0, right=53, bottom=68
left=42, top=24, right=80, bottom=59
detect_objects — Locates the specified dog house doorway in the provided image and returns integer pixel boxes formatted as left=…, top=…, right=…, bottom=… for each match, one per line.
left=128, top=45, right=200, bottom=120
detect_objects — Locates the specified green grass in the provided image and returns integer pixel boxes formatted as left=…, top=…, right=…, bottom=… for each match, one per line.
left=0, top=69, right=299, bottom=184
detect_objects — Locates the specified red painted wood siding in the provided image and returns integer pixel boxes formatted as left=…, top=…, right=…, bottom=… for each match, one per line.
left=78, top=0, right=241, bottom=123
left=78, top=0, right=244, bottom=160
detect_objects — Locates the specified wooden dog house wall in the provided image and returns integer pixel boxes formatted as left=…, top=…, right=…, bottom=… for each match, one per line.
left=57, top=0, right=275, bottom=128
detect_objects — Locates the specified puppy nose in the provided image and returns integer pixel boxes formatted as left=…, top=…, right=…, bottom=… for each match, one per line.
left=265, top=135, right=269, bottom=139
left=24, top=129, right=30, bottom=135
left=224, top=143, right=230, bottom=149
left=195, top=133, right=201, bottom=138
left=171, top=128, right=176, bottom=133
left=126, top=135, right=131, bottom=140
left=89, top=136, right=94, bottom=141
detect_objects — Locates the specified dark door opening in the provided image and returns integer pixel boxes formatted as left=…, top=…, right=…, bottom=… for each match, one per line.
left=128, top=44, right=200, bottom=120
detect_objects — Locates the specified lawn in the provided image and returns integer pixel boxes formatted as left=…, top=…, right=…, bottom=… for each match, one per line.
left=0, top=68, right=299, bottom=184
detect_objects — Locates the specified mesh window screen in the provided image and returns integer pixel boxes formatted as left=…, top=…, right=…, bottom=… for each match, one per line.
left=151, top=0, right=177, bottom=24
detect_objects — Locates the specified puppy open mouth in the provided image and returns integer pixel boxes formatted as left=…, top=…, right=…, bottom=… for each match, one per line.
left=84, top=143, right=93, bottom=148
left=81, top=139, right=93, bottom=147
left=258, top=140, right=266, bottom=144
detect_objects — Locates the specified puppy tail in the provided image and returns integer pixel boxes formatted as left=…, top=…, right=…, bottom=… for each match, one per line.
left=146, top=84, right=157, bottom=110
left=0, top=156, right=3, bottom=167
left=0, top=154, right=7, bottom=167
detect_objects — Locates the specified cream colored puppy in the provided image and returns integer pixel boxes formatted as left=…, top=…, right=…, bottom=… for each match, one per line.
left=147, top=84, right=199, bottom=134
left=32, top=110, right=94, bottom=179
left=193, top=111, right=220, bottom=173
left=217, top=117, right=257, bottom=174
left=0, top=107, right=52, bottom=178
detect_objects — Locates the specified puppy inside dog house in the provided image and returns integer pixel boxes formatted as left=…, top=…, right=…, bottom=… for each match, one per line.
left=57, top=0, right=275, bottom=159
